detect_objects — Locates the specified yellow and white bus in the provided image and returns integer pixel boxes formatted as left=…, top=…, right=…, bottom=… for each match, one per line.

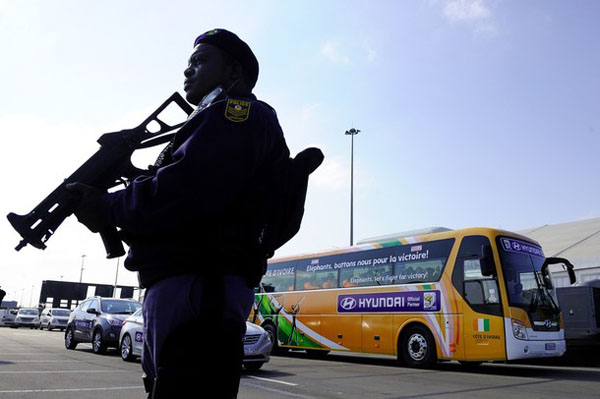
left=250, top=227, right=574, bottom=368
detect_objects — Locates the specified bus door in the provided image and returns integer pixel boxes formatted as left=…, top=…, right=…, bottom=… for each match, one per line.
left=453, top=236, right=506, bottom=361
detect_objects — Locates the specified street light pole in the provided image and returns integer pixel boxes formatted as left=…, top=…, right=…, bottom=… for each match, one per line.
left=345, top=128, right=360, bottom=246
left=79, top=254, right=86, bottom=284
left=113, top=257, right=120, bottom=298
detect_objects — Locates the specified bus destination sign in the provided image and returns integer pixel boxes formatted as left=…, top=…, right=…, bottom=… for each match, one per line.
left=337, top=290, right=441, bottom=313
left=500, top=238, right=544, bottom=258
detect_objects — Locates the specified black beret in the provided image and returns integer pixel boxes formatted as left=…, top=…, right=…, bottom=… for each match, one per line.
left=194, top=29, right=259, bottom=88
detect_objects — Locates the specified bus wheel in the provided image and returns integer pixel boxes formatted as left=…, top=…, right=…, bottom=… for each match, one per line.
left=263, top=323, right=283, bottom=355
left=400, top=325, right=437, bottom=368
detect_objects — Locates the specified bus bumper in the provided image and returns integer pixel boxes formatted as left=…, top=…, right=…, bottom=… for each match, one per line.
left=504, top=320, right=566, bottom=360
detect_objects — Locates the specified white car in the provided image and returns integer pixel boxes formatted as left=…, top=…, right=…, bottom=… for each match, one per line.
left=119, top=311, right=272, bottom=370
left=39, top=308, right=71, bottom=331
left=15, top=308, right=40, bottom=328
left=119, top=308, right=144, bottom=362
left=0, top=309, right=17, bottom=327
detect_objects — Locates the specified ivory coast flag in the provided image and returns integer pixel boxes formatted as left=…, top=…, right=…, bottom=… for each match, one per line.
left=474, top=318, right=490, bottom=332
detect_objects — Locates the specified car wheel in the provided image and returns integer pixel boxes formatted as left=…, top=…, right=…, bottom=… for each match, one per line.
left=243, top=362, right=264, bottom=371
left=399, top=325, right=437, bottom=368
left=121, top=333, right=135, bottom=362
left=92, top=329, right=107, bottom=354
left=65, top=327, right=78, bottom=350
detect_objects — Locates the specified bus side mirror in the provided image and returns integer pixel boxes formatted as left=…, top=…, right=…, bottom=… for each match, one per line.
left=480, top=244, right=496, bottom=277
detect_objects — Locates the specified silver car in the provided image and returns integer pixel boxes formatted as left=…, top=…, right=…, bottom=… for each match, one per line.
left=15, top=308, right=40, bottom=328
left=0, top=309, right=17, bottom=327
left=242, top=322, right=273, bottom=370
left=119, top=311, right=272, bottom=370
left=39, top=308, right=71, bottom=331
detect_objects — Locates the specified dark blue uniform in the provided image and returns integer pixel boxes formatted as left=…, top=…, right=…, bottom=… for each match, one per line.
left=96, top=94, right=290, bottom=398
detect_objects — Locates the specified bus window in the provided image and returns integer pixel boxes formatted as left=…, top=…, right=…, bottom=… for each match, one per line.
left=452, top=236, right=502, bottom=316
left=261, top=274, right=295, bottom=293
left=296, top=270, right=339, bottom=291
left=262, top=262, right=296, bottom=292
left=393, top=259, right=444, bottom=284
left=340, top=264, right=393, bottom=287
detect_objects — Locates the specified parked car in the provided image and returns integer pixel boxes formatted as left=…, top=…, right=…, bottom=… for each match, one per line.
left=64, top=297, right=141, bottom=354
left=119, top=308, right=143, bottom=362
left=15, top=308, right=40, bottom=328
left=118, top=310, right=272, bottom=369
left=242, top=322, right=273, bottom=370
left=39, top=308, right=71, bottom=331
left=0, top=309, right=17, bottom=327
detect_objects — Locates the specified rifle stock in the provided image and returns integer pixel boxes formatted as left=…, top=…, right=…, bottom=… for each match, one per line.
left=7, top=92, right=194, bottom=258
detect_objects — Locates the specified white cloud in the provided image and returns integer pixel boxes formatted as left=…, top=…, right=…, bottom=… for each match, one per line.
left=321, top=41, right=351, bottom=64
left=311, top=157, right=349, bottom=190
left=441, top=0, right=498, bottom=37
left=443, top=0, right=490, bottom=22
left=367, top=46, right=377, bottom=63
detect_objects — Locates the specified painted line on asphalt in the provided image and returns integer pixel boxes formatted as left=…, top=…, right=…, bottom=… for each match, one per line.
left=0, top=370, right=136, bottom=374
left=1, top=360, right=85, bottom=363
left=246, top=375, right=298, bottom=386
left=9, top=335, right=38, bottom=338
left=0, top=353, right=66, bottom=356
left=0, top=386, right=143, bottom=394
left=242, top=382, right=313, bottom=399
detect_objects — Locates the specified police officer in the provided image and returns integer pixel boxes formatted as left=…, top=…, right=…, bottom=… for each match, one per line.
left=69, top=29, right=290, bottom=398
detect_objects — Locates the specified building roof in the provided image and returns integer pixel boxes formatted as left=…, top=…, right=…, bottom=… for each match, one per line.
left=517, top=217, right=600, bottom=270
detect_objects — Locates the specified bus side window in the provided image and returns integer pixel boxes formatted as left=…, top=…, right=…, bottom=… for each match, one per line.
left=452, top=236, right=502, bottom=316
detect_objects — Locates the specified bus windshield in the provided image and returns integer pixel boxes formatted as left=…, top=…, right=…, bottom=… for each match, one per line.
left=496, top=237, right=557, bottom=312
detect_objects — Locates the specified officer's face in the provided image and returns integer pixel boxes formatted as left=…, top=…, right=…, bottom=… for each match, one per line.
left=184, top=43, right=232, bottom=105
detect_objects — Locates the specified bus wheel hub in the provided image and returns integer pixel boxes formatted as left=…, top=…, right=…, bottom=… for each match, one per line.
left=408, top=334, right=427, bottom=360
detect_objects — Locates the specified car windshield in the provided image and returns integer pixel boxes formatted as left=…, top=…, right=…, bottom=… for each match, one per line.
left=19, top=309, right=38, bottom=315
left=497, top=237, right=547, bottom=308
left=101, top=300, right=141, bottom=314
left=53, top=309, right=70, bottom=317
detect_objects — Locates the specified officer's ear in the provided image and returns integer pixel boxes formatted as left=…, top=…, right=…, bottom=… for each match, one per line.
left=226, top=62, right=252, bottom=95
left=228, top=62, right=243, bottom=85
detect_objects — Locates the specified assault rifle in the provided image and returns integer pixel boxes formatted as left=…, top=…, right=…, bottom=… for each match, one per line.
left=7, top=92, right=194, bottom=259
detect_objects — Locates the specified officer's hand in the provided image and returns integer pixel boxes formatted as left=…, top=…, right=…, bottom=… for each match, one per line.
left=65, top=182, right=109, bottom=233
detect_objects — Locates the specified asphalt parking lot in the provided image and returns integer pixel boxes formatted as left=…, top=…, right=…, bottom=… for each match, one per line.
left=1, top=327, right=600, bottom=399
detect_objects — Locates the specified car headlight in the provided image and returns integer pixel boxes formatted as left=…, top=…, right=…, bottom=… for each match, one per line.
left=107, top=318, right=122, bottom=326
left=512, top=319, right=528, bottom=340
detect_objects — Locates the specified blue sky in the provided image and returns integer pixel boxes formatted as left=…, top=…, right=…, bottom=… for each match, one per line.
left=0, top=0, right=598, bottom=304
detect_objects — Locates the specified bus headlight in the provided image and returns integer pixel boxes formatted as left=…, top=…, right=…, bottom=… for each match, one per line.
left=512, top=319, right=528, bottom=340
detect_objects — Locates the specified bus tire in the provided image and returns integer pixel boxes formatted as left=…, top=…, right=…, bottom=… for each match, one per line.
left=263, top=323, right=283, bottom=355
left=399, top=324, right=437, bottom=368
